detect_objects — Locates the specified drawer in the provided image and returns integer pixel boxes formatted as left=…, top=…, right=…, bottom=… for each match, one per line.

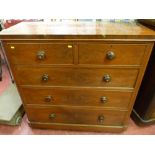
left=26, top=106, right=127, bottom=126
left=4, top=43, right=74, bottom=65
left=21, top=87, right=132, bottom=109
left=15, top=67, right=138, bottom=88
left=78, top=43, right=146, bottom=65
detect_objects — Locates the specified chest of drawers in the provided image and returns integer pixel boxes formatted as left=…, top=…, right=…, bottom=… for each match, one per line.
left=0, top=21, right=155, bottom=132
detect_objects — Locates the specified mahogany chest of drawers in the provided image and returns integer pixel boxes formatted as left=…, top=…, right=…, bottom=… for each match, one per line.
left=0, top=21, right=155, bottom=132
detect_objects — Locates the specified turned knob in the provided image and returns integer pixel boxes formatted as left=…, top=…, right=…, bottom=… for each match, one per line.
left=37, top=51, right=46, bottom=60
left=49, top=113, right=56, bottom=119
left=100, top=96, right=108, bottom=103
left=106, top=51, right=115, bottom=60
left=45, top=96, right=53, bottom=102
left=42, top=74, right=49, bottom=81
left=103, top=74, right=111, bottom=82
left=98, top=115, right=104, bottom=123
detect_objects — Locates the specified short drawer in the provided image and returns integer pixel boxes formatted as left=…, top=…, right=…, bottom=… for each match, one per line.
left=78, top=43, right=146, bottom=65
left=21, top=87, right=132, bottom=109
left=4, top=43, right=74, bottom=65
left=15, top=67, right=138, bottom=88
left=26, top=106, right=127, bottom=126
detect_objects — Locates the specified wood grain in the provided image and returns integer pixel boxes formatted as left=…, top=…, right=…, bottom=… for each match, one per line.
left=14, top=66, right=139, bottom=88
left=26, top=106, right=127, bottom=126
left=0, top=21, right=154, bottom=132
left=4, top=42, right=74, bottom=65
left=29, top=122, right=127, bottom=132
left=79, top=43, right=147, bottom=65
left=20, top=87, right=132, bottom=109
left=0, top=21, right=155, bottom=40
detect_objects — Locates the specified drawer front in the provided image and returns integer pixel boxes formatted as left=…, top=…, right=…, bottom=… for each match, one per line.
left=15, top=67, right=138, bottom=88
left=5, top=43, right=74, bottom=64
left=21, top=87, right=132, bottom=109
left=79, top=43, right=146, bottom=65
left=26, top=106, right=126, bottom=126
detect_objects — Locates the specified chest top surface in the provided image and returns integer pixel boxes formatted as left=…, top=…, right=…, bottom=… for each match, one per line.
left=0, top=21, right=155, bottom=40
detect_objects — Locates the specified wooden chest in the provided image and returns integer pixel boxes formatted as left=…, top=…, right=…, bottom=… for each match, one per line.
left=0, top=21, right=155, bottom=132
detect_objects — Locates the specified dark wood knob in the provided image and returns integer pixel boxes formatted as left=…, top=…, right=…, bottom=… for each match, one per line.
left=45, top=96, right=53, bottom=102
left=106, top=51, right=115, bottom=60
left=100, top=96, right=107, bottom=103
left=42, top=74, right=49, bottom=81
left=98, top=115, right=104, bottom=123
left=37, top=51, right=46, bottom=60
left=103, top=74, right=111, bottom=82
left=49, top=113, right=56, bottom=119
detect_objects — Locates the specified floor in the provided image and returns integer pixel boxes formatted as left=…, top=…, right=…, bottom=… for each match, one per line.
left=0, top=50, right=155, bottom=135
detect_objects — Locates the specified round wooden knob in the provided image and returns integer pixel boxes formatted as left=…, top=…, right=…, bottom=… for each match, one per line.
left=42, top=74, right=49, bottom=81
left=106, top=51, right=115, bottom=60
left=98, top=115, right=104, bottom=123
left=100, top=96, right=107, bottom=103
left=49, top=113, right=56, bottom=119
left=45, top=96, right=53, bottom=102
left=103, top=74, right=111, bottom=82
left=37, top=51, right=46, bottom=60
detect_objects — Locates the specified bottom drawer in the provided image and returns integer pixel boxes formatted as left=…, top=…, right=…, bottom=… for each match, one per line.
left=26, top=106, right=127, bottom=126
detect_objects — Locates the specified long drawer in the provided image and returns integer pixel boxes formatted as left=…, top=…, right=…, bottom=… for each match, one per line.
left=15, top=67, right=138, bottom=88
left=79, top=43, right=147, bottom=65
left=26, top=106, right=127, bottom=126
left=21, top=87, right=132, bottom=109
left=4, top=43, right=74, bottom=65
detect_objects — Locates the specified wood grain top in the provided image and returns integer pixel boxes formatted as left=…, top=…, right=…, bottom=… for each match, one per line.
left=0, top=21, right=155, bottom=40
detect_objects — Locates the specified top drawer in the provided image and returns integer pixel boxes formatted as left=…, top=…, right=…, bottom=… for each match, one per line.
left=4, top=43, right=74, bottom=65
left=78, top=43, right=147, bottom=65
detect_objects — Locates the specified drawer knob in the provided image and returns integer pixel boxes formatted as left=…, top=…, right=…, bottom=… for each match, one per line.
left=42, top=74, right=49, bottom=81
left=37, top=51, right=46, bottom=60
left=103, top=74, right=111, bottom=82
left=45, top=96, right=53, bottom=102
left=49, top=113, right=56, bottom=119
left=106, top=51, right=115, bottom=60
left=100, top=96, right=107, bottom=103
left=98, top=115, right=104, bottom=123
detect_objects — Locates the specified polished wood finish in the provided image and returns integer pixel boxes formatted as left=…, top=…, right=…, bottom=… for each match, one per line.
left=29, top=122, right=126, bottom=132
left=26, top=106, right=127, bottom=126
left=20, top=87, right=132, bottom=109
left=79, top=43, right=146, bottom=65
left=0, top=21, right=155, bottom=132
left=4, top=43, right=74, bottom=65
left=0, top=21, right=155, bottom=40
left=14, top=67, right=139, bottom=88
